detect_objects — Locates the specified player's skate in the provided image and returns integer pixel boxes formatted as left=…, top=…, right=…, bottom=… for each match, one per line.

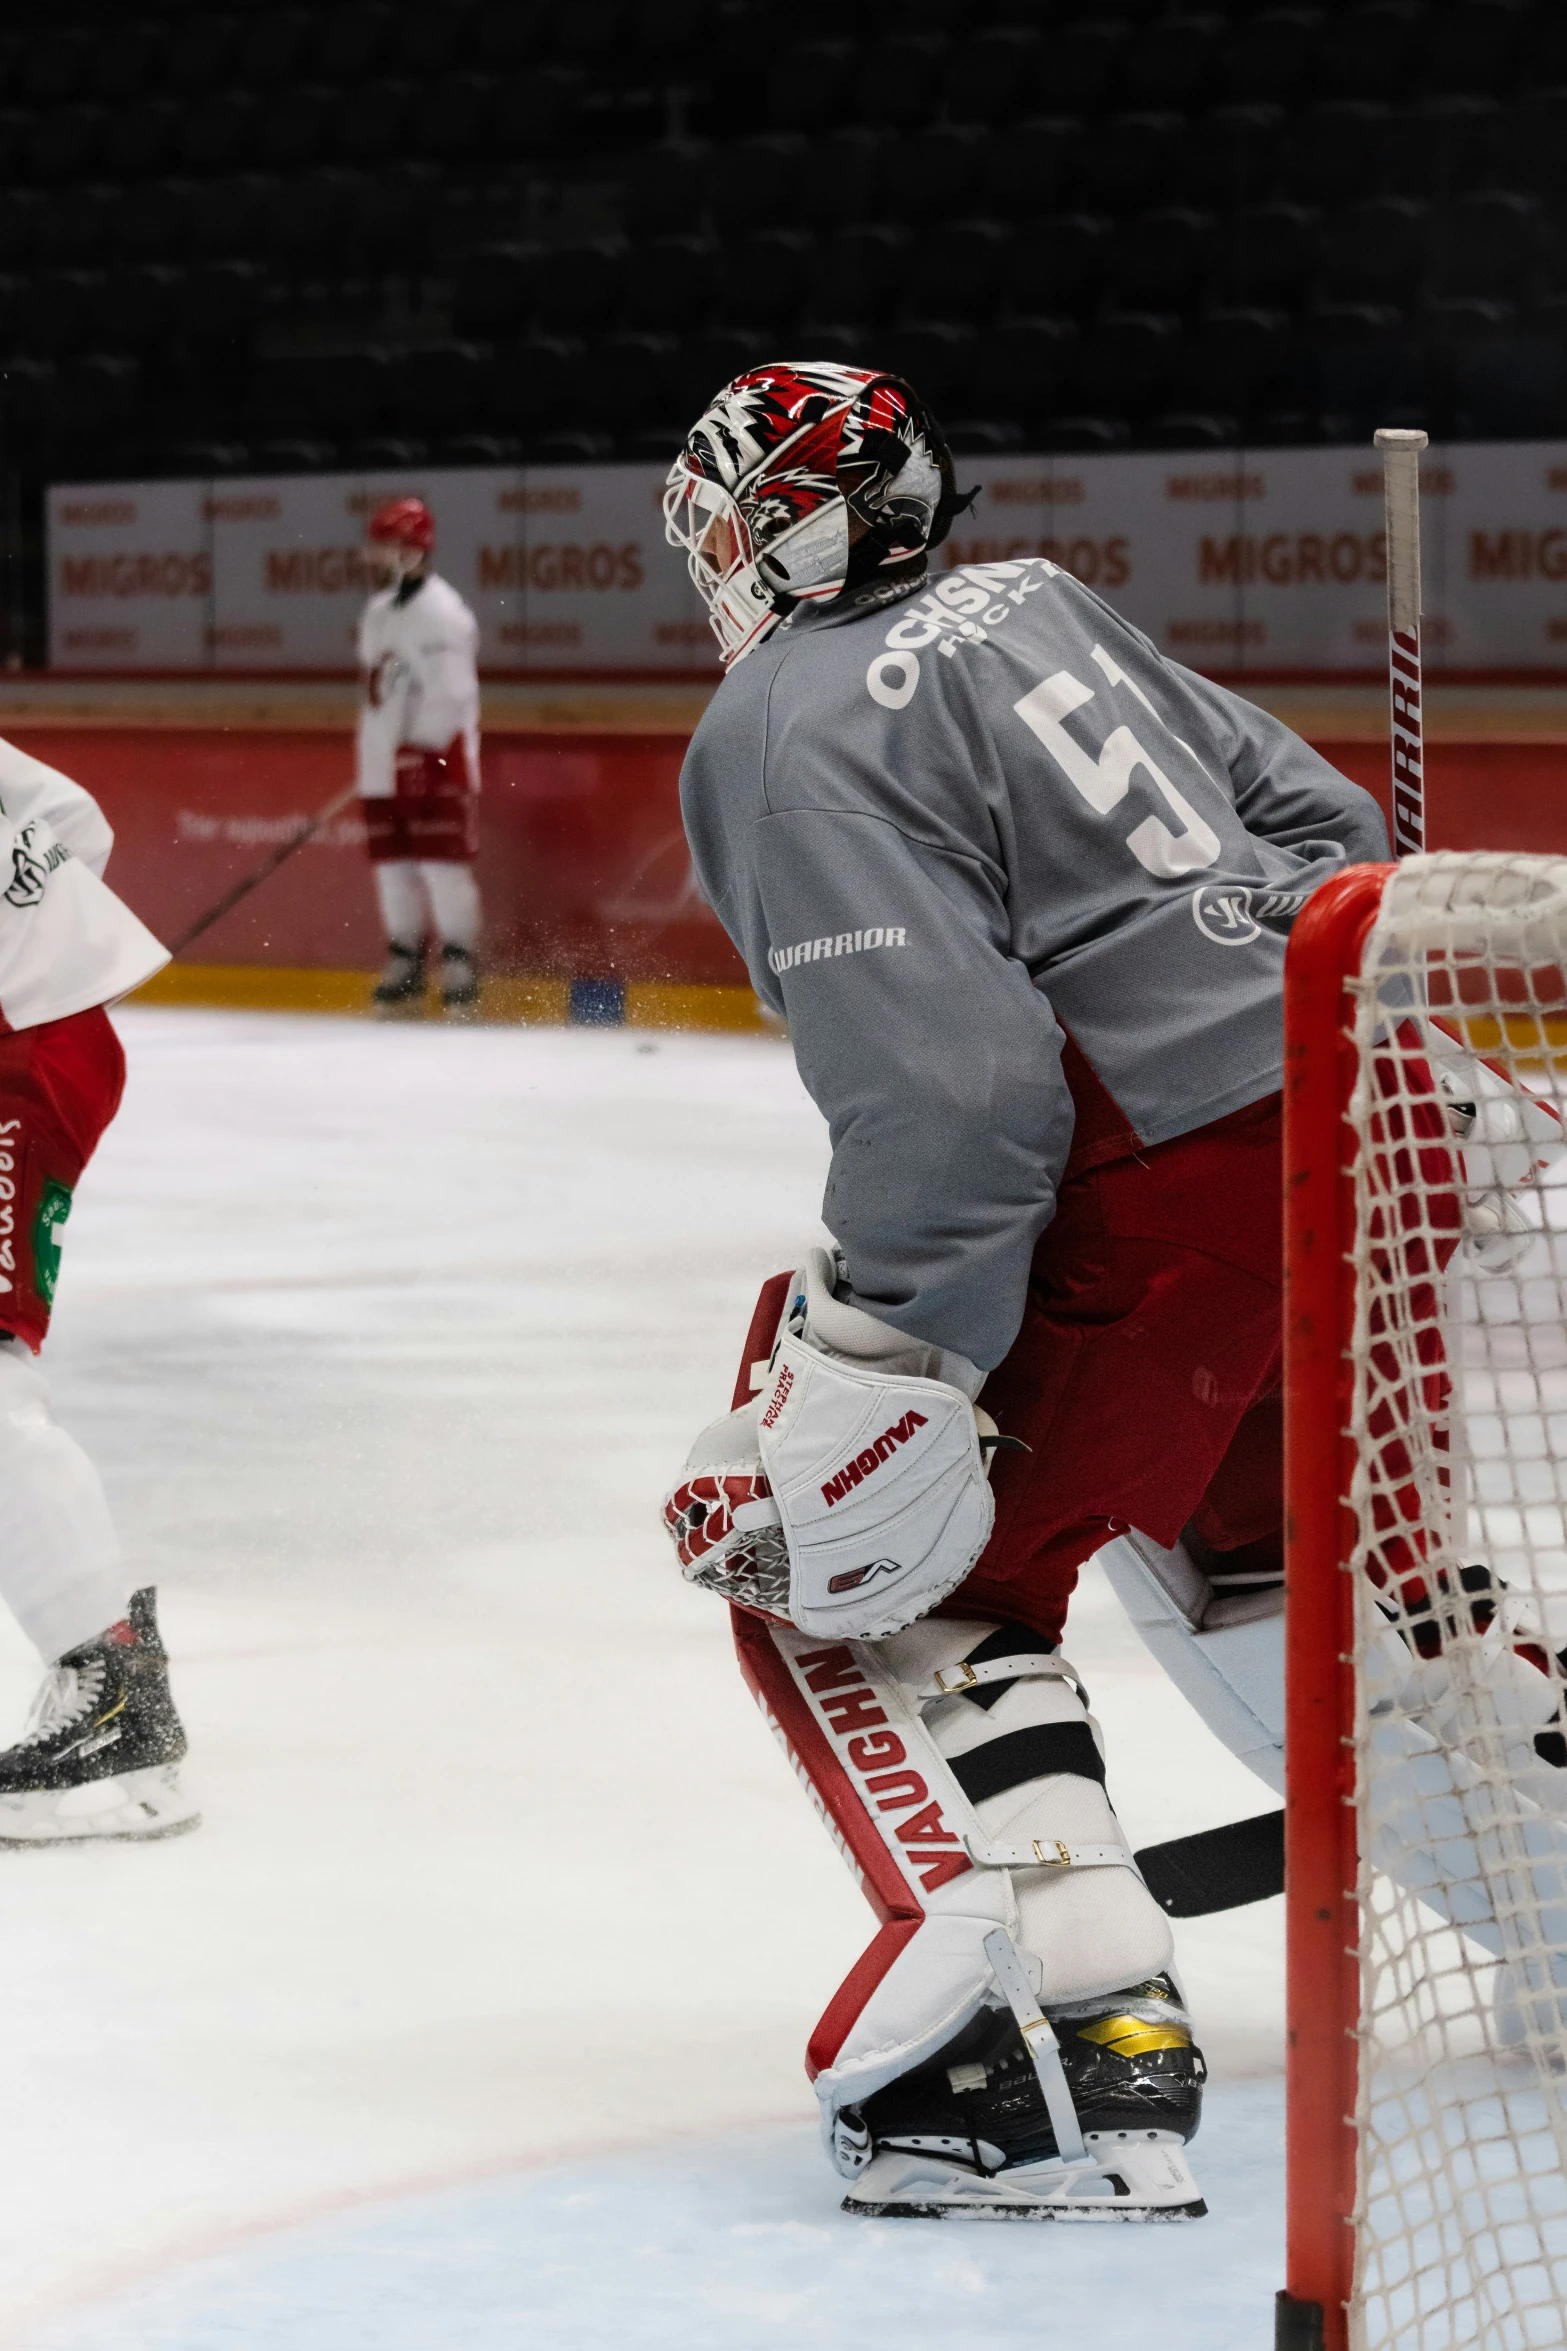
left=736, top=1610, right=1208, bottom=2221
left=439, top=944, right=480, bottom=1022
left=0, top=1587, right=198, bottom=1845
left=371, top=939, right=426, bottom=1018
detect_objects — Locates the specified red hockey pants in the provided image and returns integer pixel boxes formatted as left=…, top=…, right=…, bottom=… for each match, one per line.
left=0, top=1006, right=126, bottom=1354
left=953, top=1092, right=1289, bottom=1646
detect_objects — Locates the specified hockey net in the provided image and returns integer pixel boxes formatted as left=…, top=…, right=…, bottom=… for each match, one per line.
left=1284, top=852, right=1567, bottom=2351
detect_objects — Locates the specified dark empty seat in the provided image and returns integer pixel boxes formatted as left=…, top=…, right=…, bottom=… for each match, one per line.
left=556, top=0, right=631, bottom=69
left=476, top=0, right=541, bottom=71
left=1119, top=10, right=1224, bottom=111
left=1385, top=97, right=1504, bottom=201
left=253, top=437, right=335, bottom=472
left=896, top=125, right=988, bottom=231
left=1109, top=208, right=1217, bottom=310
left=580, top=330, right=676, bottom=433
left=881, top=320, right=976, bottom=419
left=88, top=21, right=164, bottom=104
left=498, top=67, right=587, bottom=158
left=115, top=179, right=199, bottom=265
left=1423, top=0, right=1526, bottom=98
left=619, top=231, right=718, bottom=333
left=166, top=15, right=239, bottom=98
left=533, top=239, right=629, bottom=335
left=814, top=224, right=912, bottom=326
left=1222, top=7, right=1326, bottom=105
left=671, top=325, right=774, bottom=418
left=417, top=75, right=498, bottom=165
left=57, top=353, right=138, bottom=434
left=855, top=33, right=948, bottom=130
left=235, top=10, right=313, bottom=87
left=1499, top=90, right=1567, bottom=198
left=621, top=142, right=712, bottom=236
left=349, top=163, right=439, bottom=272
left=397, top=0, right=476, bottom=75
left=188, top=176, right=276, bottom=265
left=1077, top=114, right=1185, bottom=216
left=29, top=104, right=107, bottom=188
left=1318, top=197, right=1429, bottom=305
left=981, top=117, right=1086, bottom=221
left=101, top=98, right=182, bottom=182
left=946, top=26, right=1042, bottom=128
left=29, top=269, right=104, bottom=358
left=316, top=4, right=397, bottom=84
left=1144, top=411, right=1241, bottom=450
left=767, top=39, right=854, bottom=135
left=180, top=261, right=264, bottom=347
left=255, top=85, right=334, bottom=174
left=1045, top=19, right=1131, bottom=115
left=98, top=263, right=186, bottom=352
left=1451, top=316, right=1567, bottom=436
left=21, top=26, right=88, bottom=106
left=1309, top=299, right=1414, bottom=430
left=1277, top=101, right=1391, bottom=207
left=0, top=191, right=41, bottom=272
left=1217, top=203, right=1321, bottom=307
left=710, top=230, right=815, bottom=331
left=923, top=219, right=1014, bottom=324
left=945, top=419, right=1026, bottom=454
left=1170, top=307, right=1294, bottom=415
left=1181, top=104, right=1286, bottom=209
left=34, top=183, right=121, bottom=269
left=796, top=129, right=888, bottom=230
left=453, top=243, right=540, bottom=339
left=337, top=81, right=415, bottom=168
left=443, top=433, right=524, bottom=466
left=1439, top=191, right=1540, bottom=301
left=404, top=343, right=489, bottom=436
left=1039, top=415, right=1130, bottom=454
left=1072, top=310, right=1180, bottom=417
left=178, top=91, right=258, bottom=176
left=1318, top=1, right=1424, bottom=102
left=974, top=314, right=1078, bottom=421
left=1013, top=212, right=1112, bottom=314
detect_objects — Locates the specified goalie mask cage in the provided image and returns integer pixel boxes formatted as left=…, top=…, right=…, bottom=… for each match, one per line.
left=1282, top=853, right=1567, bottom=2351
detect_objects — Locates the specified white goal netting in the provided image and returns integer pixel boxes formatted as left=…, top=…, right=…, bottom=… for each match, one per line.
left=1349, top=853, right=1567, bottom=2351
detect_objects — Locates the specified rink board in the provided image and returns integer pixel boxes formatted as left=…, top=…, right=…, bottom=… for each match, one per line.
left=3, top=716, right=1567, bottom=1019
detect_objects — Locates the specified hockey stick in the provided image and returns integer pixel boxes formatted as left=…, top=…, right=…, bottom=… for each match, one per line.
left=167, top=779, right=361, bottom=958
left=1374, top=424, right=1427, bottom=858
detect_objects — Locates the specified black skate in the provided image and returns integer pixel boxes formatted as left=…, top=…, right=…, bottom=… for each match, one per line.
left=842, top=1974, right=1207, bottom=2220
left=371, top=940, right=427, bottom=1018
left=0, top=1587, right=199, bottom=1845
left=439, top=943, right=480, bottom=1021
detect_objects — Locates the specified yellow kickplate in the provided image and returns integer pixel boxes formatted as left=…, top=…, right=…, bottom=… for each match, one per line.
left=1076, top=2017, right=1192, bottom=2057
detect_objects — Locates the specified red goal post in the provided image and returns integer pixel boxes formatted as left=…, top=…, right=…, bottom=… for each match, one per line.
left=1280, top=854, right=1567, bottom=2351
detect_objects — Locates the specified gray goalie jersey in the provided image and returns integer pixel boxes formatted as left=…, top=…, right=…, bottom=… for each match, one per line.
left=680, top=557, right=1389, bottom=1371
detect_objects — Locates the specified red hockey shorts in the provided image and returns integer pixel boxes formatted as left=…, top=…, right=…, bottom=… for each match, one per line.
left=955, top=1092, right=1290, bottom=1647
left=0, top=1005, right=125, bottom=1354
left=362, top=740, right=478, bottom=865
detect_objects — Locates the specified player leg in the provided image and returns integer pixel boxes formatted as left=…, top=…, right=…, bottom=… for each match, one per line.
left=406, top=739, right=481, bottom=1022
left=0, top=1008, right=196, bottom=1844
left=365, top=792, right=429, bottom=1017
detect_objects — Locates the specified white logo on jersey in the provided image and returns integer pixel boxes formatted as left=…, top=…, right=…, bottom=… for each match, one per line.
left=1192, top=885, right=1262, bottom=944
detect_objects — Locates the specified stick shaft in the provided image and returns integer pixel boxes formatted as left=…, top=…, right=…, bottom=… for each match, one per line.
left=1374, top=426, right=1427, bottom=858
left=168, top=779, right=361, bottom=958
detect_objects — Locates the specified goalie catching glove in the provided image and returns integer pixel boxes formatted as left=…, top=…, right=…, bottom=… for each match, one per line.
left=662, top=1247, right=997, bottom=1640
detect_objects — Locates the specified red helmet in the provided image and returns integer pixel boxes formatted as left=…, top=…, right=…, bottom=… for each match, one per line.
left=367, top=496, right=435, bottom=554
left=664, top=362, right=960, bottom=667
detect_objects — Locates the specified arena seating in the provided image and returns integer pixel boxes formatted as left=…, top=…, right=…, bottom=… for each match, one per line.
left=0, top=0, right=1563, bottom=519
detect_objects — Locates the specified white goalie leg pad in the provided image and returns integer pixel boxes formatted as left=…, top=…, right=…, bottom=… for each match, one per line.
left=0, top=1339, right=125, bottom=1661
left=1098, top=1530, right=1285, bottom=1794
left=734, top=1608, right=1198, bottom=2215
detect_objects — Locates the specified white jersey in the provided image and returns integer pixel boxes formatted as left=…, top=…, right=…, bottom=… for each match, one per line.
left=0, top=737, right=167, bottom=1036
left=355, top=571, right=481, bottom=799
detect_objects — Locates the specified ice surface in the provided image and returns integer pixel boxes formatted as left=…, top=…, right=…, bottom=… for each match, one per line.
left=0, top=1011, right=1283, bottom=2348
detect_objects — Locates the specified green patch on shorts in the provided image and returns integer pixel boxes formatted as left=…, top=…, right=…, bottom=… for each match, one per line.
left=33, top=1179, right=72, bottom=1307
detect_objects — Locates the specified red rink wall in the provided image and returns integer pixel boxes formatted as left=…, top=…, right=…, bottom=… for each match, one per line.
left=0, top=717, right=1562, bottom=987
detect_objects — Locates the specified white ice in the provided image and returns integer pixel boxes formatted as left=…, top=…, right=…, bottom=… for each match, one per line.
left=0, top=1012, right=1284, bottom=2350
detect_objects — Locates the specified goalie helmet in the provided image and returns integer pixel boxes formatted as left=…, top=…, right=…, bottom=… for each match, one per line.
left=664, top=361, right=963, bottom=667
left=366, top=495, right=435, bottom=556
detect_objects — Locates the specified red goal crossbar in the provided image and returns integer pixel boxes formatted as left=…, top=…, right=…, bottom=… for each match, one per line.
left=1279, top=862, right=1398, bottom=2351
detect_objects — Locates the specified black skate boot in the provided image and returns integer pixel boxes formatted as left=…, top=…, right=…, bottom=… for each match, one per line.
left=843, top=1974, right=1207, bottom=2219
left=371, top=939, right=427, bottom=1018
left=439, top=943, right=480, bottom=1021
left=0, top=1587, right=199, bottom=1845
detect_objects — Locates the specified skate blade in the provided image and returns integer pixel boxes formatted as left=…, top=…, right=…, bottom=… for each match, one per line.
left=842, top=2137, right=1206, bottom=2223
left=0, top=1764, right=201, bottom=1847
left=441, top=999, right=481, bottom=1024
left=372, top=1000, right=428, bottom=1022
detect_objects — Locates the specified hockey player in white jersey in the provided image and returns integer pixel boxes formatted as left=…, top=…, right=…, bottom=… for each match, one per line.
left=657, top=362, right=1400, bottom=2221
left=357, top=497, right=484, bottom=1020
left=0, top=737, right=197, bottom=1844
